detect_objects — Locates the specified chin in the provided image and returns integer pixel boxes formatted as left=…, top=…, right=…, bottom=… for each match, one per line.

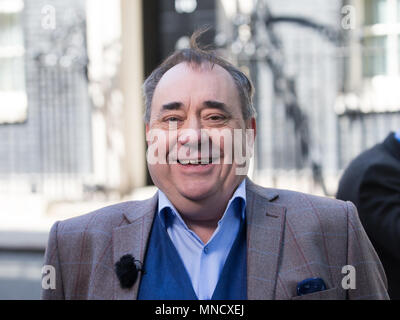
left=176, top=182, right=216, bottom=201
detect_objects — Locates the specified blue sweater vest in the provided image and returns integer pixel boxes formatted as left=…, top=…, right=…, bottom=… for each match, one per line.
left=137, top=212, right=247, bottom=300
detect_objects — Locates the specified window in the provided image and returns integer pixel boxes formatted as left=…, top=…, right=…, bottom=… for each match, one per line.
left=364, top=0, right=387, bottom=25
left=362, top=0, right=400, bottom=78
left=0, top=0, right=26, bottom=124
left=362, top=35, right=387, bottom=77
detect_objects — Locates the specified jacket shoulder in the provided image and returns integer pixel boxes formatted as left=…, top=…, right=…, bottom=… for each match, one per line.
left=339, top=142, right=389, bottom=185
left=56, top=200, right=147, bottom=234
left=47, top=199, right=157, bottom=276
left=52, top=196, right=158, bottom=255
left=252, top=183, right=352, bottom=228
left=252, top=183, right=348, bottom=212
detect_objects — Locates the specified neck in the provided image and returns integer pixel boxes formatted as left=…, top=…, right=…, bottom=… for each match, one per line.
left=175, top=193, right=230, bottom=225
left=184, top=218, right=219, bottom=244
left=159, top=177, right=246, bottom=242
left=167, top=189, right=235, bottom=243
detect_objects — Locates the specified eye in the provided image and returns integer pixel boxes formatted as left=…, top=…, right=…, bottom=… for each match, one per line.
left=164, top=116, right=180, bottom=122
left=207, top=114, right=226, bottom=121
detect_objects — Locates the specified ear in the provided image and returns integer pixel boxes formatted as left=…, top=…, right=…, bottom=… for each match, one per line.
left=145, top=123, right=150, bottom=146
left=246, top=117, right=256, bottom=139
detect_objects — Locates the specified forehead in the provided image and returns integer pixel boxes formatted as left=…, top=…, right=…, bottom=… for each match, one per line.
left=151, top=62, right=240, bottom=112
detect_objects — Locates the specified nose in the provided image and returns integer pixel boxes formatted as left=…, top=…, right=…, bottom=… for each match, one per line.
left=177, top=115, right=202, bottom=146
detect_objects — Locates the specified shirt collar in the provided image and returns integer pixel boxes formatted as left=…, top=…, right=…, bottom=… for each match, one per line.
left=157, top=179, right=247, bottom=227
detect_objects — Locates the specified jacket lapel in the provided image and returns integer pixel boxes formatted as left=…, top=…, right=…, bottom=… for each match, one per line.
left=112, top=193, right=158, bottom=300
left=111, top=179, right=286, bottom=300
left=246, top=179, right=286, bottom=300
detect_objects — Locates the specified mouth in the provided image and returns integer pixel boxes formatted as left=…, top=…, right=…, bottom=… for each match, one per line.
left=175, top=158, right=221, bottom=173
left=177, top=159, right=214, bottom=165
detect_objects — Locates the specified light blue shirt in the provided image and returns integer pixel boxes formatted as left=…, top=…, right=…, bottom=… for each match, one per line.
left=395, top=130, right=400, bottom=143
left=157, top=179, right=246, bottom=300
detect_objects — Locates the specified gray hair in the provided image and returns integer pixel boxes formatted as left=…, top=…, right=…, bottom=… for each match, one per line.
left=143, top=29, right=256, bottom=123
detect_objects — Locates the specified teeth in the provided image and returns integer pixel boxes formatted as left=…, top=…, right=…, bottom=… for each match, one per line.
left=179, top=159, right=211, bottom=165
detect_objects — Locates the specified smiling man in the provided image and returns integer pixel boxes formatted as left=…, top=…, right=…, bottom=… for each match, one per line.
left=42, top=31, right=389, bottom=300
left=145, top=61, right=254, bottom=245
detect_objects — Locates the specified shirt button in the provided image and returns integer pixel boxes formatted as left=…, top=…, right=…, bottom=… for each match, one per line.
left=204, top=246, right=209, bottom=254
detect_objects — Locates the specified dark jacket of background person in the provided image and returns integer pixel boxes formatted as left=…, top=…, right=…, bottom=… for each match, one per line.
left=337, top=132, right=400, bottom=299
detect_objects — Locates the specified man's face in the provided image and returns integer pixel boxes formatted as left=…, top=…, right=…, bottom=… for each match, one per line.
left=146, top=62, right=255, bottom=207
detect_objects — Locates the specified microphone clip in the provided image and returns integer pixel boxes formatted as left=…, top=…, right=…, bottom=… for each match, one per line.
left=115, top=254, right=144, bottom=289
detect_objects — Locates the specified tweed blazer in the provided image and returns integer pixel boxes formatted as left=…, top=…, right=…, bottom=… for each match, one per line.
left=41, top=178, right=389, bottom=300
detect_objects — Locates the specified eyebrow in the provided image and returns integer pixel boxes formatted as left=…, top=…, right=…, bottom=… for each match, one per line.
left=159, top=100, right=230, bottom=113
left=203, top=100, right=230, bottom=113
left=161, top=102, right=183, bottom=111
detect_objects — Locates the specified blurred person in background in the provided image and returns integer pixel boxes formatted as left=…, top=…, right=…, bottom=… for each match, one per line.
left=337, top=130, right=400, bottom=299
left=41, top=30, right=389, bottom=300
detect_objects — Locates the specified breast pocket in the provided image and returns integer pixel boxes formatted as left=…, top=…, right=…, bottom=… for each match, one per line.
left=291, top=287, right=340, bottom=300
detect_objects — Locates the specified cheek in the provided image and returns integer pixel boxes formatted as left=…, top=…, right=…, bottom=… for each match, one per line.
left=147, top=163, right=171, bottom=188
left=147, top=128, right=179, bottom=162
left=208, top=128, right=234, bottom=149
left=166, top=131, right=179, bottom=160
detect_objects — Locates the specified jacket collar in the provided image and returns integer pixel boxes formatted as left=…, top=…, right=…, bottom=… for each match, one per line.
left=112, top=192, right=158, bottom=299
left=245, top=177, right=286, bottom=299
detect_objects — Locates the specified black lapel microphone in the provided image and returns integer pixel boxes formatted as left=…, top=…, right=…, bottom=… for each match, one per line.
left=115, top=254, right=144, bottom=289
